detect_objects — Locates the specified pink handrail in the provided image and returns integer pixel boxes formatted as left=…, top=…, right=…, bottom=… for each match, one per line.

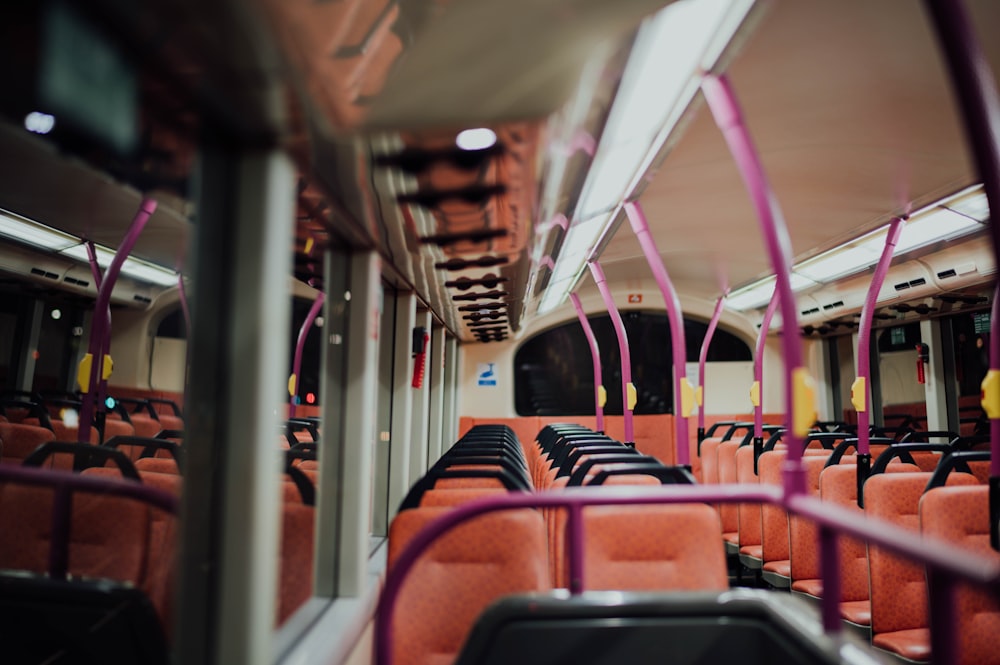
left=921, top=0, right=1000, bottom=550
left=588, top=261, right=634, bottom=445
left=84, top=240, right=113, bottom=420
left=852, top=219, right=903, bottom=505
left=289, top=292, right=325, bottom=418
left=697, top=295, right=727, bottom=439
left=753, top=293, right=779, bottom=442
left=702, top=75, right=807, bottom=496
left=78, top=198, right=157, bottom=444
left=570, top=293, right=604, bottom=432
left=624, top=201, right=691, bottom=466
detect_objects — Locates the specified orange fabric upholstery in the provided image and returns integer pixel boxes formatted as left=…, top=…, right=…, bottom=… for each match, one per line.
left=388, top=508, right=550, bottom=665
left=128, top=468, right=181, bottom=634
left=0, top=422, right=55, bottom=464
left=582, top=503, right=728, bottom=591
left=0, top=472, right=149, bottom=584
left=735, top=445, right=762, bottom=560
left=101, top=419, right=135, bottom=442
left=433, top=476, right=506, bottom=490
left=135, top=457, right=180, bottom=475
left=788, top=457, right=825, bottom=586
left=717, top=440, right=741, bottom=544
left=920, top=486, right=1000, bottom=665
left=699, top=437, right=723, bottom=486
left=758, top=451, right=790, bottom=577
left=278, top=501, right=315, bottom=625
left=419, top=488, right=504, bottom=508
left=865, top=472, right=977, bottom=660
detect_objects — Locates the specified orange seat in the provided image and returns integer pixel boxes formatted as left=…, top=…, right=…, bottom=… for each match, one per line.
left=920, top=485, right=1000, bottom=665
left=716, top=440, right=741, bottom=551
left=757, top=450, right=790, bottom=587
left=0, top=422, right=55, bottom=464
left=582, top=502, right=728, bottom=591
left=865, top=472, right=978, bottom=661
left=788, top=456, right=826, bottom=590
left=735, top=445, right=763, bottom=565
left=135, top=457, right=180, bottom=475
left=387, top=508, right=550, bottom=665
left=278, top=501, right=315, bottom=625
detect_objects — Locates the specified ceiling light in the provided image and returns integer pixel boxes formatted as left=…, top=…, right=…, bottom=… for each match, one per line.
left=575, top=0, right=755, bottom=222
left=891, top=207, right=983, bottom=254
left=61, top=243, right=180, bottom=287
left=24, top=111, right=55, bottom=135
left=456, top=128, right=497, bottom=151
left=0, top=209, right=79, bottom=251
left=726, top=273, right=817, bottom=311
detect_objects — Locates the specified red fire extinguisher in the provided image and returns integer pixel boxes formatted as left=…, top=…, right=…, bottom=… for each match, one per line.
left=915, top=343, right=929, bottom=384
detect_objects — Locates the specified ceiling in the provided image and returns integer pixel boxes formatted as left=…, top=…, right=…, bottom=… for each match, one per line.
left=578, top=0, right=1000, bottom=316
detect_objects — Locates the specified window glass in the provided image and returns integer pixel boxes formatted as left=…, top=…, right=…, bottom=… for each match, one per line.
left=514, top=312, right=751, bottom=416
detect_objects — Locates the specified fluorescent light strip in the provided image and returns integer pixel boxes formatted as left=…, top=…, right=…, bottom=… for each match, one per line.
left=0, top=210, right=80, bottom=251
left=727, top=185, right=989, bottom=311
left=0, top=208, right=180, bottom=287
left=62, top=244, right=180, bottom=287
left=576, top=0, right=752, bottom=221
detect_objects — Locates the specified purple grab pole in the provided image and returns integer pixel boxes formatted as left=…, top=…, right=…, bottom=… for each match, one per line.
left=178, top=275, right=192, bottom=340
left=78, top=198, right=157, bottom=444
left=752, top=293, right=779, bottom=469
left=702, top=75, right=808, bottom=496
left=589, top=261, right=634, bottom=445
left=84, top=240, right=113, bottom=412
left=921, top=0, right=1000, bottom=551
left=624, top=201, right=691, bottom=466
left=570, top=293, right=605, bottom=433
left=853, top=219, right=903, bottom=505
left=289, top=291, right=325, bottom=418
left=698, top=295, right=727, bottom=438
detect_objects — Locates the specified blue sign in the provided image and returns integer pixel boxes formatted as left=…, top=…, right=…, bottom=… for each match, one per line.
left=477, top=363, right=497, bottom=387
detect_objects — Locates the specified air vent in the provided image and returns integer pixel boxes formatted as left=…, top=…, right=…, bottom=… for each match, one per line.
left=936, top=269, right=957, bottom=279
left=801, top=307, right=820, bottom=316
left=64, top=276, right=90, bottom=287
left=133, top=294, right=152, bottom=304
left=822, top=301, right=845, bottom=311
left=421, top=228, right=508, bottom=248
left=895, top=278, right=927, bottom=291
left=30, top=267, right=59, bottom=280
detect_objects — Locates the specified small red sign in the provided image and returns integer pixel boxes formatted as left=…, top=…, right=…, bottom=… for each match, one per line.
left=628, top=294, right=642, bottom=304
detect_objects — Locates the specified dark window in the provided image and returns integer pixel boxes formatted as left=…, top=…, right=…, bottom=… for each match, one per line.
left=876, top=323, right=921, bottom=353
left=155, top=308, right=187, bottom=339
left=288, top=296, right=323, bottom=405
left=514, top=312, right=751, bottom=416
left=950, top=311, right=989, bottom=398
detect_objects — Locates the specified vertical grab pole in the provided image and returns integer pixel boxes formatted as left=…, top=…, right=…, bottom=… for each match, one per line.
left=570, top=293, right=605, bottom=433
left=589, top=261, right=635, bottom=446
left=753, top=294, right=780, bottom=473
left=84, top=242, right=112, bottom=437
left=289, top=292, right=326, bottom=418
left=78, top=198, right=158, bottom=444
left=921, top=0, right=1000, bottom=551
left=624, top=202, right=694, bottom=467
left=702, top=75, right=811, bottom=496
left=698, top=295, right=727, bottom=444
left=852, top=219, right=903, bottom=507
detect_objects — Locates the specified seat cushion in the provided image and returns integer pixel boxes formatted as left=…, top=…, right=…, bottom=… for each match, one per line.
left=873, top=628, right=931, bottom=662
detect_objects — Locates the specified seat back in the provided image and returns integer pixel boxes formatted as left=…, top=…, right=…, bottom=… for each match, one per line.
left=582, top=503, right=728, bottom=591
left=788, top=456, right=825, bottom=584
left=865, top=472, right=978, bottom=637
left=920, top=485, right=1000, bottom=665
left=735, top=445, right=761, bottom=551
left=0, top=422, right=55, bottom=464
left=717, top=440, right=741, bottom=537
left=757, top=451, right=789, bottom=564
left=387, top=508, right=550, bottom=665
left=278, top=501, right=315, bottom=625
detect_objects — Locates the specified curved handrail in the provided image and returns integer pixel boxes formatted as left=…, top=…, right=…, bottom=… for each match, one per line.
left=922, top=0, right=1000, bottom=553
left=78, top=198, right=158, bottom=444
left=624, top=201, right=693, bottom=466
left=570, top=293, right=605, bottom=433
left=753, top=292, right=780, bottom=446
left=588, top=261, right=634, bottom=445
left=701, top=75, right=809, bottom=495
left=698, top=295, right=727, bottom=440
left=289, top=291, right=325, bottom=417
